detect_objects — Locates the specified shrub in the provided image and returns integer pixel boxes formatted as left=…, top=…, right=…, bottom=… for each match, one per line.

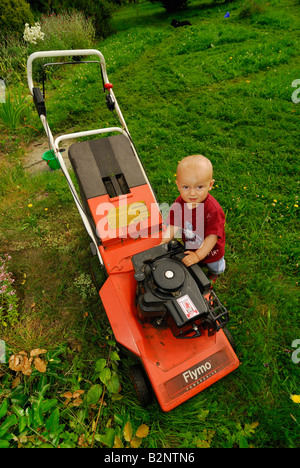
left=39, top=10, right=95, bottom=51
left=0, top=0, right=34, bottom=35
left=150, top=0, right=190, bottom=12
left=27, top=0, right=61, bottom=13
left=66, top=0, right=114, bottom=38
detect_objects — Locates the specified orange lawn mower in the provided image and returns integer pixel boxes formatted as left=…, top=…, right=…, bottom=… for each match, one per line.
left=27, top=49, right=239, bottom=412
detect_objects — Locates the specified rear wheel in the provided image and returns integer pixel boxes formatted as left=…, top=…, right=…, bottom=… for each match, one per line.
left=89, top=251, right=106, bottom=292
left=130, top=364, right=153, bottom=407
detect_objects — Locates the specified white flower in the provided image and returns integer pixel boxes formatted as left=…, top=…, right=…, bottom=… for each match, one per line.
left=23, top=22, right=45, bottom=44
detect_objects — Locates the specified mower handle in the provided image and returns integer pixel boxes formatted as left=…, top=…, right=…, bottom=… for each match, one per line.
left=27, top=49, right=108, bottom=94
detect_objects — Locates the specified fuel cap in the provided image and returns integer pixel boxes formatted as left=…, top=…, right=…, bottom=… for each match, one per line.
left=164, top=270, right=175, bottom=279
left=152, top=259, right=185, bottom=292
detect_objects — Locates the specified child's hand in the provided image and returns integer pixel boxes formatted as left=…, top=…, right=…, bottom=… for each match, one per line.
left=182, top=251, right=199, bottom=267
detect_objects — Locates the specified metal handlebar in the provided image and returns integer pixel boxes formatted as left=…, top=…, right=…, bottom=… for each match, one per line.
left=27, top=49, right=108, bottom=94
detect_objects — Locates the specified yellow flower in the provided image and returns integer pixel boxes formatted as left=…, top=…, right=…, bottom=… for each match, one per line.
left=290, top=394, right=300, bottom=404
left=273, top=199, right=277, bottom=203
left=28, top=204, right=33, bottom=208
left=294, top=204, right=299, bottom=208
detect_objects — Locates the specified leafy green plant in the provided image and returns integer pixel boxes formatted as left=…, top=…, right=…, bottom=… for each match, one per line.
left=0, top=90, right=30, bottom=130
left=0, top=349, right=76, bottom=448
left=195, top=428, right=216, bottom=448
left=0, top=333, right=149, bottom=448
left=114, top=420, right=149, bottom=448
left=221, top=422, right=259, bottom=448
left=88, top=335, right=124, bottom=447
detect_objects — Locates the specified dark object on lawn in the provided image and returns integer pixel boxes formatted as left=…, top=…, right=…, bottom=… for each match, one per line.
left=171, top=19, right=192, bottom=28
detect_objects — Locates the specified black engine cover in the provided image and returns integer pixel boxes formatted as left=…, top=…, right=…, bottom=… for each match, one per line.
left=132, top=240, right=219, bottom=338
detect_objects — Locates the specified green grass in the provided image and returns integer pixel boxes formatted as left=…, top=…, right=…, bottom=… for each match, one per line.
left=0, top=0, right=299, bottom=448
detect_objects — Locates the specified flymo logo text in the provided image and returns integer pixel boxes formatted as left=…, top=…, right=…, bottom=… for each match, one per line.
left=183, top=361, right=212, bottom=383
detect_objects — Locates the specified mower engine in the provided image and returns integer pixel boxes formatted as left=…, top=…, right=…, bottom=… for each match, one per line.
left=132, top=240, right=229, bottom=339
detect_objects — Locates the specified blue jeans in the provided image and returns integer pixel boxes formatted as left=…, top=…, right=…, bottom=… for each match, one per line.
left=204, top=257, right=226, bottom=275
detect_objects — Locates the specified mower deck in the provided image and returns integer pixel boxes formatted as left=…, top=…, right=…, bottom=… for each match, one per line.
left=101, top=271, right=239, bottom=411
left=68, top=133, right=239, bottom=411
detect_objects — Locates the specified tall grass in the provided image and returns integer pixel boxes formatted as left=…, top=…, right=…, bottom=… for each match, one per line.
left=39, top=11, right=95, bottom=51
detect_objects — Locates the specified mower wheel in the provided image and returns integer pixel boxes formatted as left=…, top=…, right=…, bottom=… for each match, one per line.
left=223, top=327, right=236, bottom=350
left=130, top=364, right=153, bottom=407
left=89, top=253, right=106, bottom=292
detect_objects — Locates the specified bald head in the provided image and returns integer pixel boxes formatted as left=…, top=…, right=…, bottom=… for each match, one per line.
left=177, top=155, right=213, bottom=181
left=175, top=155, right=215, bottom=206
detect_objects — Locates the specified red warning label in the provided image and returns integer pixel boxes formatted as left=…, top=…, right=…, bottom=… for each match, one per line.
left=177, top=295, right=199, bottom=319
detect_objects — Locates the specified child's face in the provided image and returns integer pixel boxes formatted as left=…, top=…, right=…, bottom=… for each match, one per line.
left=176, top=164, right=214, bottom=207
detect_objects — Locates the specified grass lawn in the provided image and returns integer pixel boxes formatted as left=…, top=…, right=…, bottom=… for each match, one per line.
left=0, top=0, right=299, bottom=448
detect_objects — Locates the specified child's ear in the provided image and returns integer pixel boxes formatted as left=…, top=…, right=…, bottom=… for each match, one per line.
left=175, top=179, right=179, bottom=190
left=209, top=179, right=215, bottom=191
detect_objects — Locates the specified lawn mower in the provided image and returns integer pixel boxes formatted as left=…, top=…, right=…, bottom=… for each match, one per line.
left=27, top=49, right=239, bottom=412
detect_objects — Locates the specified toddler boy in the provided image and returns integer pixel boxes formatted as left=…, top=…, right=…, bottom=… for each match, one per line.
left=160, top=155, right=226, bottom=277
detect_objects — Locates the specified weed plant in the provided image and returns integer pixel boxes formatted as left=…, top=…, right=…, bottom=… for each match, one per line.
left=0, top=0, right=299, bottom=449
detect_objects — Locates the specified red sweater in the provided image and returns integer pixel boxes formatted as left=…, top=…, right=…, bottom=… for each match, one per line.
left=167, top=193, right=225, bottom=263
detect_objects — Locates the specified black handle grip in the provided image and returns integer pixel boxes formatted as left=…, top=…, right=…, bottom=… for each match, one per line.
left=33, top=87, right=46, bottom=117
